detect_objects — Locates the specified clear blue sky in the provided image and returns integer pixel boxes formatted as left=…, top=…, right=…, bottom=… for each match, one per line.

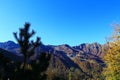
left=0, top=0, right=120, bottom=46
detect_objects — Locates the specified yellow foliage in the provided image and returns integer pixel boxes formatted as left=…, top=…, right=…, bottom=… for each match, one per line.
left=103, top=25, right=120, bottom=80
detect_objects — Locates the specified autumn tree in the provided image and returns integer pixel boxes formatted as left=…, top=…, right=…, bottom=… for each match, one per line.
left=103, top=24, right=120, bottom=80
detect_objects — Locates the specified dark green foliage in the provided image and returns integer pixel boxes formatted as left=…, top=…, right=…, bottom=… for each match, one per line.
left=14, top=52, right=51, bottom=80
left=13, top=23, right=51, bottom=80
left=31, top=52, right=51, bottom=80
left=0, top=52, right=16, bottom=80
left=13, top=22, right=41, bottom=70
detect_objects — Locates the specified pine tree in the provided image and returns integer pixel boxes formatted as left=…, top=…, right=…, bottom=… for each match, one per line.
left=13, top=22, right=41, bottom=70
left=13, top=23, right=51, bottom=80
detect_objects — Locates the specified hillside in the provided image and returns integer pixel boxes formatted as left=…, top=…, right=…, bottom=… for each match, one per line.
left=0, top=41, right=105, bottom=66
left=0, top=41, right=105, bottom=79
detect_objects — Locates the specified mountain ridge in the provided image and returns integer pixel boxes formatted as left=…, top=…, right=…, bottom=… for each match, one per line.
left=0, top=40, right=105, bottom=78
left=0, top=40, right=105, bottom=57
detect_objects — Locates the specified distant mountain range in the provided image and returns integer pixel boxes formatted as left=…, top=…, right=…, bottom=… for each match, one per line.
left=0, top=41, right=105, bottom=57
left=0, top=41, right=19, bottom=53
left=0, top=41, right=106, bottom=76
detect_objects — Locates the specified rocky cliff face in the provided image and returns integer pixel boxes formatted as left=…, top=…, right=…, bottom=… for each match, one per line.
left=73, top=43, right=103, bottom=57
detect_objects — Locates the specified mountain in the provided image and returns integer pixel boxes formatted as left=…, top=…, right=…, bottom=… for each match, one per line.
left=0, top=48, right=23, bottom=62
left=0, top=41, right=105, bottom=63
left=0, top=41, right=105, bottom=79
left=73, top=43, right=103, bottom=57
left=0, top=41, right=20, bottom=54
left=0, top=41, right=104, bottom=56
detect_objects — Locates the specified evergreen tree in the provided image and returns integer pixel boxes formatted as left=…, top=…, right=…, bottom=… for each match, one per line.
left=13, top=23, right=41, bottom=70
left=13, top=23, right=51, bottom=80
